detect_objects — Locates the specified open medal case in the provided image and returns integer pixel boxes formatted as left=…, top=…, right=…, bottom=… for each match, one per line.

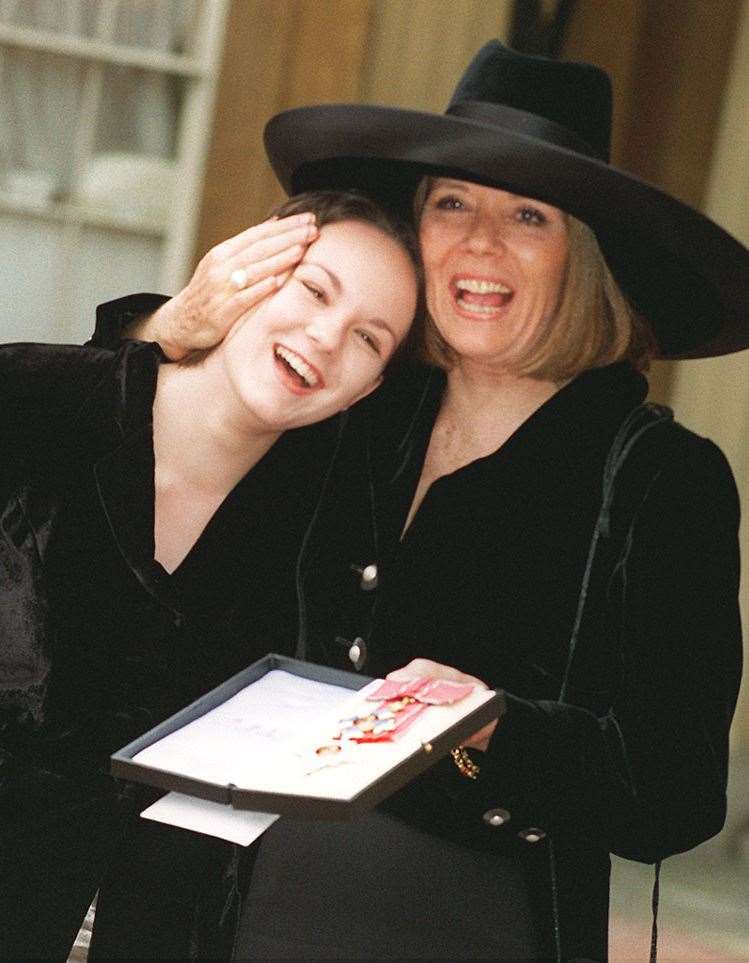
left=111, top=654, right=505, bottom=819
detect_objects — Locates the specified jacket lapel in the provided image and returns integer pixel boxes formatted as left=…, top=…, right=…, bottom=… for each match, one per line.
left=92, top=426, right=180, bottom=612
left=89, top=343, right=181, bottom=613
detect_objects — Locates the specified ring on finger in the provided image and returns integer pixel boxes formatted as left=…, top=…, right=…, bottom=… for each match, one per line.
left=230, top=267, right=249, bottom=290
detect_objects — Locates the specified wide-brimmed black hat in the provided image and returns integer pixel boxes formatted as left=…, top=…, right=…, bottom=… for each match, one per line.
left=264, top=41, right=749, bottom=360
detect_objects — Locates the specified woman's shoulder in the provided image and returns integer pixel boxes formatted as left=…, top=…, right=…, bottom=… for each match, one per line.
left=1, top=339, right=129, bottom=385
left=636, top=414, right=739, bottom=524
left=663, top=416, right=735, bottom=479
left=0, top=342, right=114, bottom=436
left=0, top=340, right=162, bottom=471
left=0, top=339, right=158, bottom=401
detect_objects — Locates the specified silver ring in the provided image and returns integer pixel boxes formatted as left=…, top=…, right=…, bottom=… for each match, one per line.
left=230, top=267, right=249, bottom=290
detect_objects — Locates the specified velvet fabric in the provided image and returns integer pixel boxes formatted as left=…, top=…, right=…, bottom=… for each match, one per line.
left=238, top=360, right=742, bottom=961
left=88, top=299, right=741, bottom=960
left=0, top=338, right=330, bottom=960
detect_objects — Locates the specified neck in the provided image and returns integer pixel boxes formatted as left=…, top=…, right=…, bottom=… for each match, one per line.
left=153, top=359, right=281, bottom=497
left=441, top=358, right=562, bottom=443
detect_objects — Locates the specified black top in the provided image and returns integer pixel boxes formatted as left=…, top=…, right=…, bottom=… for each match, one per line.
left=252, top=359, right=741, bottom=960
left=367, top=364, right=644, bottom=684
left=87, top=298, right=743, bottom=961
left=0, top=340, right=329, bottom=820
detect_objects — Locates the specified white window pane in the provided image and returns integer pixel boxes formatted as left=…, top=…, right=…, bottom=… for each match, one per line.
left=1, top=47, right=87, bottom=191
left=0, top=212, right=67, bottom=341
left=0, top=1, right=201, bottom=51
left=65, top=226, right=162, bottom=343
left=94, top=63, right=183, bottom=159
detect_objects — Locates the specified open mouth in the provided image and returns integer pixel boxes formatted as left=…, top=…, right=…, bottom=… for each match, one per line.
left=453, top=277, right=514, bottom=315
left=273, top=343, right=323, bottom=391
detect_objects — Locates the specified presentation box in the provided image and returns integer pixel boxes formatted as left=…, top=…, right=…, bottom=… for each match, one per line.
left=112, top=653, right=504, bottom=820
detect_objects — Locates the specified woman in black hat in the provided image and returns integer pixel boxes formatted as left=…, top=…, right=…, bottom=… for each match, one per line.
left=90, top=41, right=746, bottom=962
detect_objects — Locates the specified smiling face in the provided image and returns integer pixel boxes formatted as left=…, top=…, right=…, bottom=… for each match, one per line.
left=419, top=178, right=569, bottom=372
left=218, top=218, right=418, bottom=431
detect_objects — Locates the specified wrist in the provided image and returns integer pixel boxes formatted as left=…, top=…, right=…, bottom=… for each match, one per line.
left=144, top=300, right=188, bottom=361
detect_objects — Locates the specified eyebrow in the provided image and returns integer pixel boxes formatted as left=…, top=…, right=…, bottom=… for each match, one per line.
left=305, top=260, right=342, bottom=293
left=304, top=260, right=398, bottom=345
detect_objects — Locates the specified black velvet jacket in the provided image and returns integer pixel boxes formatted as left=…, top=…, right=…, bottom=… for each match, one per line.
left=88, top=298, right=742, bottom=961
left=292, top=360, right=742, bottom=959
left=299, top=360, right=742, bottom=850
left=0, top=339, right=326, bottom=819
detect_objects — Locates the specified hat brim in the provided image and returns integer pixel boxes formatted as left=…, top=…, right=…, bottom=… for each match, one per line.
left=265, top=104, right=749, bottom=360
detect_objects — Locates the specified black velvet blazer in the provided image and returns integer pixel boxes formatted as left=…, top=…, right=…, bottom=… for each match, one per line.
left=0, top=339, right=324, bottom=819
left=294, top=359, right=742, bottom=959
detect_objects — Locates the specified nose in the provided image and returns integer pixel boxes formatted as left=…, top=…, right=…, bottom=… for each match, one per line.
left=464, top=212, right=506, bottom=256
left=305, top=313, right=346, bottom=353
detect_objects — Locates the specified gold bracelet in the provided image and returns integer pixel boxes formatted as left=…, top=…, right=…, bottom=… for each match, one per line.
left=450, top=746, right=480, bottom=780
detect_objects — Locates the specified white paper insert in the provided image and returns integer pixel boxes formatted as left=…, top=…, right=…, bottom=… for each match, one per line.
left=133, top=669, right=495, bottom=804
left=141, top=792, right=279, bottom=846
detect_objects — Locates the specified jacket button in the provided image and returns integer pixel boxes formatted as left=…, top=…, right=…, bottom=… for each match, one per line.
left=351, top=563, right=378, bottom=591
left=518, top=827, right=546, bottom=843
left=348, top=637, right=367, bottom=670
left=482, top=808, right=511, bottom=828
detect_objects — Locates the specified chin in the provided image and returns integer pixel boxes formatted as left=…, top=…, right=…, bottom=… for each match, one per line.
left=446, top=338, right=507, bottom=361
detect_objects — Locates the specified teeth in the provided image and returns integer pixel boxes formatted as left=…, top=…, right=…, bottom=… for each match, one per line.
left=275, top=345, right=319, bottom=387
left=455, top=298, right=502, bottom=314
left=456, top=278, right=512, bottom=294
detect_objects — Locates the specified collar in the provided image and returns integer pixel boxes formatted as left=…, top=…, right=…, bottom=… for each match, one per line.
left=91, top=293, right=171, bottom=350
left=511, top=362, right=650, bottom=478
left=362, top=362, right=648, bottom=552
left=92, top=345, right=340, bottom=618
left=89, top=342, right=180, bottom=612
left=367, top=361, right=648, bottom=479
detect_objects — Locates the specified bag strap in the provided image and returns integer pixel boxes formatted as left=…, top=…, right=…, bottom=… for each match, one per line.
left=554, top=401, right=674, bottom=963
left=558, top=402, right=674, bottom=703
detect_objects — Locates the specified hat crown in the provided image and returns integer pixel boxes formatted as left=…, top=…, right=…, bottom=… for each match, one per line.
left=448, top=41, right=613, bottom=162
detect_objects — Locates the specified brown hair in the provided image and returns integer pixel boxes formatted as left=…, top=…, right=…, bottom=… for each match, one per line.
left=273, top=190, right=420, bottom=269
left=180, top=190, right=421, bottom=369
left=415, top=179, right=657, bottom=381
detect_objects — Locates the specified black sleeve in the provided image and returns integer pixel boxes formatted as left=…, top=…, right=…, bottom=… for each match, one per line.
left=463, top=435, right=742, bottom=863
left=88, top=293, right=170, bottom=349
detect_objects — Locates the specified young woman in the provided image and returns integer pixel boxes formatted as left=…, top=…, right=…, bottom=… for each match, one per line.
left=108, top=42, right=748, bottom=961
left=0, top=190, right=418, bottom=962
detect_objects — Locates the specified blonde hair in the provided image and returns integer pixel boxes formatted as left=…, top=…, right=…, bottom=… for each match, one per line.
left=416, top=179, right=656, bottom=380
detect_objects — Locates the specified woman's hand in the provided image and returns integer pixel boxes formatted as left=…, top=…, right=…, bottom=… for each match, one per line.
left=129, top=213, right=318, bottom=359
left=386, top=658, right=499, bottom=752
